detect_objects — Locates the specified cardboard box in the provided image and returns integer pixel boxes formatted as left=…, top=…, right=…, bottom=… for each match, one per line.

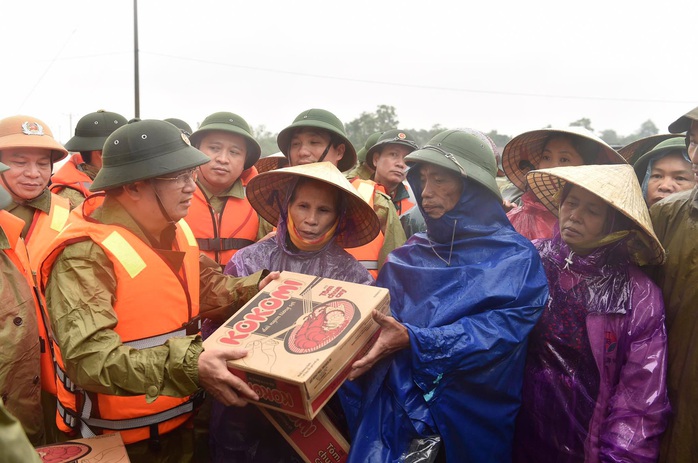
left=36, top=433, right=130, bottom=463
left=204, top=271, right=389, bottom=419
left=259, top=408, right=349, bottom=463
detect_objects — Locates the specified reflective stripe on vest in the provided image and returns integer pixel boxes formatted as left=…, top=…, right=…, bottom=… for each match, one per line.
left=187, top=184, right=258, bottom=266
left=348, top=179, right=384, bottom=279
left=39, top=199, right=201, bottom=444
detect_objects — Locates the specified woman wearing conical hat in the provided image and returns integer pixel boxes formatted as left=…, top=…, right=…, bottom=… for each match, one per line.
left=203, top=161, right=378, bottom=462
left=513, top=164, right=670, bottom=462
left=502, top=126, right=627, bottom=240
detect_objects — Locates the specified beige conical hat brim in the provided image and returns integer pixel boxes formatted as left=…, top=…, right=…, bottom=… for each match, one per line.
left=526, top=164, right=665, bottom=265
left=254, top=152, right=288, bottom=174
left=246, top=162, right=380, bottom=249
left=618, top=134, right=677, bottom=165
left=503, top=126, right=626, bottom=190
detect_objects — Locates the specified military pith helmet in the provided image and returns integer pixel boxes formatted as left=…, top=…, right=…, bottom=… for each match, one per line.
left=90, top=119, right=210, bottom=191
left=189, top=112, right=261, bottom=169
left=64, top=110, right=128, bottom=152
left=632, top=136, right=688, bottom=184
left=0, top=162, right=12, bottom=209
left=276, top=108, right=357, bottom=172
left=405, top=129, right=501, bottom=199
left=668, top=106, right=698, bottom=134
left=357, top=131, right=383, bottom=163
left=164, top=118, right=193, bottom=136
left=365, top=129, right=419, bottom=169
left=0, top=115, right=68, bottom=163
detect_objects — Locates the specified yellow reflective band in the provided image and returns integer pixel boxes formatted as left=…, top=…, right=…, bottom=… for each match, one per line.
left=355, top=182, right=375, bottom=206
left=102, top=231, right=146, bottom=278
left=50, top=205, right=70, bottom=231
left=178, top=219, right=197, bottom=247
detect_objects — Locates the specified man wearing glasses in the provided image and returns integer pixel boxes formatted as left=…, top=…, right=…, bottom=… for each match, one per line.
left=39, top=119, right=277, bottom=462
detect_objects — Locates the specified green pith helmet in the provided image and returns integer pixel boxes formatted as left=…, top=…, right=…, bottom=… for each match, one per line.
left=0, top=162, right=12, bottom=209
left=357, top=131, right=383, bottom=163
left=668, top=106, right=698, bottom=133
left=189, top=112, right=261, bottom=169
left=405, top=129, right=501, bottom=199
left=365, top=129, right=419, bottom=169
left=164, top=118, right=193, bottom=136
left=633, top=136, right=688, bottom=183
left=90, top=119, right=210, bottom=191
left=64, top=110, right=128, bottom=152
left=276, top=108, right=357, bottom=172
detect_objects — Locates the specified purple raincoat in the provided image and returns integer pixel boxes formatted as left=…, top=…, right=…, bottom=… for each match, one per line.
left=513, top=230, right=670, bottom=463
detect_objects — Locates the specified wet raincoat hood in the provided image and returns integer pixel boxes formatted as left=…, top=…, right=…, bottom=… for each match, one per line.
left=342, top=170, right=549, bottom=462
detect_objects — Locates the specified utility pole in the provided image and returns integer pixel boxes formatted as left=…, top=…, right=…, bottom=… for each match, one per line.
left=133, top=0, right=140, bottom=118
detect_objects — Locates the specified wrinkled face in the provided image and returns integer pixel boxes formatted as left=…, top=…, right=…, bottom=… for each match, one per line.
left=0, top=148, right=52, bottom=201
left=288, top=180, right=339, bottom=241
left=197, top=131, right=247, bottom=193
left=289, top=128, right=345, bottom=167
left=689, top=120, right=698, bottom=181
left=559, top=185, right=609, bottom=254
left=373, top=144, right=411, bottom=190
left=537, top=136, right=585, bottom=169
left=149, top=168, right=199, bottom=222
left=418, top=163, right=464, bottom=219
left=646, top=153, right=695, bottom=206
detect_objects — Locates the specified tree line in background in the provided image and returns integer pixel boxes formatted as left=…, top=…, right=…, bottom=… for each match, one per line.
left=253, top=105, right=661, bottom=156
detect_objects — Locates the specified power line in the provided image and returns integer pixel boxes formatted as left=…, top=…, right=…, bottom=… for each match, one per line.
left=144, top=51, right=695, bottom=105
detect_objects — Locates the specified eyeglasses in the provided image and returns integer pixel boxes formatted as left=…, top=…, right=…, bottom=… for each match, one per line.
left=153, top=168, right=198, bottom=186
left=423, top=144, right=467, bottom=176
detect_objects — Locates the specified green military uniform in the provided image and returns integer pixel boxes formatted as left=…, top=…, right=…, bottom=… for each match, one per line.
left=0, top=402, right=42, bottom=463
left=650, top=188, right=698, bottom=463
left=6, top=189, right=52, bottom=238
left=53, top=162, right=99, bottom=209
left=0, top=220, right=43, bottom=445
left=345, top=161, right=373, bottom=181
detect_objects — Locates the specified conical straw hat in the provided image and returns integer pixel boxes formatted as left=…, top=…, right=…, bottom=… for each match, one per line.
left=617, top=133, right=677, bottom=164
left=246, top=162, right=380, bottom=249
left=503, top=126, right=626, bottom=190
left=254, top=152, right=288, bottom=174
left=526, top=164, right=665, bottom=265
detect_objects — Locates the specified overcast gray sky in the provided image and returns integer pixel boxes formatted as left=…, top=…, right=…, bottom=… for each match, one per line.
left=3, top=0, right=696, bottom=144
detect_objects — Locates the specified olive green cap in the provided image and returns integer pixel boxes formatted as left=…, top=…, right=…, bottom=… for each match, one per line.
left=276, top=108, right=356, bottom=172
left=632, top=136, right=688, bottom=183
left=91, top=119, right=210, bottom=191
left=405, top=129, right=501, bottom=199
left=366, top=129, right=419, bottom=169
left=164, top=118, right=193, bottom=136
left=0, top=162, right=11, bottom=209
left=189, top=112, right=261, bottom=169
left=64, top=110, right=128, bottom=152
left=668, top=106, right=698, bottom=134
left=357, top=131, right=383, bottom=163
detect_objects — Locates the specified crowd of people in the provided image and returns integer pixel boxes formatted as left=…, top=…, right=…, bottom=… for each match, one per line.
left=0, top=104, right=697, bottom=463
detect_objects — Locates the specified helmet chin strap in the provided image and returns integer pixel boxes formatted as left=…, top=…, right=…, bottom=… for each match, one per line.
left=317, top=143, right=332, bottom=163
left=149, top=179, right=177, bottom=224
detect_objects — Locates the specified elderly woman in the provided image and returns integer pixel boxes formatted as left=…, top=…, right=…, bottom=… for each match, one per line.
left=513, top=164, right=670, bottom=462
left=203, top=161, right=378, bottom=462
left=631, top=136, right=694, bottom=206
left=342, top=129, right=549, bottom=462
left=503, top=127, right=626, bottom=240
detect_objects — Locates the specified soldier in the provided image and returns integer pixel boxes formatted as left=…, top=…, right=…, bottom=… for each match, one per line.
left=39, top=119, right=277, bottom=462
left=52, top=110, right=127, bottom=208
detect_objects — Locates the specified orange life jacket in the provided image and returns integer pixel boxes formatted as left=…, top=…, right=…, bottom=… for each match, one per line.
left=39, top=197, right=202, bottom=444
left=0, top=211, right=57, bottom=394
left=347, top=179, right=385, bottom=279
left=25, top=193, right=71, bottom=274
left=187, top=169, right=259, bottom=266
left=49, top=154, right=93, bottom=198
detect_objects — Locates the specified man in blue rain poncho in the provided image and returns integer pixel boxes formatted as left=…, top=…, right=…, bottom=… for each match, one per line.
left=343, top=129, right=550, bottom=462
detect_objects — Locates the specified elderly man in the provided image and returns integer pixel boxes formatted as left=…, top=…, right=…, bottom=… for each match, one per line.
left=652, top=107, right=698, bottom=463
left=39, top=119, right=277, bottom=462
left=343, top=129, right=549, bottom=462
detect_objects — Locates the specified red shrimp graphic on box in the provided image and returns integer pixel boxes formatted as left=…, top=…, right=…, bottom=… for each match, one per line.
left=206, top=271, right=389, bottom=418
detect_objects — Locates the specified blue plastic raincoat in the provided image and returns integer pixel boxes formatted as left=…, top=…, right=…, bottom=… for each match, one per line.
left=342, top=172, right=550, bottom=462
